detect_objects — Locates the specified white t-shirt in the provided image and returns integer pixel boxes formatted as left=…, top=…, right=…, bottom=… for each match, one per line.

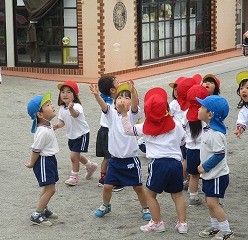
left=58, top=103, right=90, bottom=139
left=105, top=105, right=141, bottom=158
left=134, top=122, right=185, bottom=161
left=236, top=105, right=248, bottom=127
left=200, top=129, right=229, bottom=180
left=100, top=102, right=114, bottom=128
left=170, top=100, right=185, bottom=125
left=185, top=120, right=207, bottom=150
left=32, top=125, right=59, bottom=156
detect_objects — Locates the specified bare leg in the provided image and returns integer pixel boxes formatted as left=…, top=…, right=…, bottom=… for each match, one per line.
left=36, top=184, right=56, bottom=211
left=70, top=151, right=81, bottom=172
left=171, top=191, right=187, bottom=223
left=145, top=188, right=161, bottom=223
left=133, top=186, right=148, bottom=208
left=103, top=184, right=113, bottom=204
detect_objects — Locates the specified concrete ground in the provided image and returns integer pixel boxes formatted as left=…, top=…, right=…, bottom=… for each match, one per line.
left=1, top=55, right=248, bottom=240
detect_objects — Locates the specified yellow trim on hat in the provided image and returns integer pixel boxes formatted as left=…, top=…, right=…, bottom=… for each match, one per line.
left=116, top=83, right=138, bottom=96
left=236, top=71, right=248, bottom=85
left=40, top=92, right=51, bottom=108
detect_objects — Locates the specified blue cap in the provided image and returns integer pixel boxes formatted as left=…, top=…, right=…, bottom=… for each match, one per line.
left=196, top=95, right=229, bottom=134
left=27, top=93, right=51, bottom=133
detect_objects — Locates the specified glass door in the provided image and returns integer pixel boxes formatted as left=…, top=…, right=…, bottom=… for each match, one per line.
left=0, top=0, right=6, bottom=65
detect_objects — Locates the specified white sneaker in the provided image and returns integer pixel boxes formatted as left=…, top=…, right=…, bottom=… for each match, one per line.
left=140, top=219, right=165, bottom=232
left=175, top=221, right=188, bottom=234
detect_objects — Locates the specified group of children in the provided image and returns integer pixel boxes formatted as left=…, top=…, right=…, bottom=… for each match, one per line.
left=25, top=70, right=248, bottom=239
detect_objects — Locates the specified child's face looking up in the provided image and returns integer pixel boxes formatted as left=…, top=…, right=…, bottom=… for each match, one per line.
left=115, top=91, right=131, bottom=111
left=239, top=81, right=248, bottom=102
left=202, top=80, right=215, bottom=95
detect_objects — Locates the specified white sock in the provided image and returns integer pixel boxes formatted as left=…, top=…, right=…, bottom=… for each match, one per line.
left=219, top=220, right=231, bottom=233
left=210, top=217, right=219, bottom=229
left=71, top=171, right=79, bottom=175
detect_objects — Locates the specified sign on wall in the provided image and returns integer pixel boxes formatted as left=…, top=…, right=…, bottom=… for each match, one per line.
left=113, top=2, right=127, bottom=31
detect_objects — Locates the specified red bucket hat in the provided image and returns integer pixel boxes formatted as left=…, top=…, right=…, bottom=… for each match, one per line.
left=186, top=85, right=209, bottom=121
left=192, top=74, right=202, bottom=85
left=143, top=88, right=175, bottom=136
left=176, top=78, right=196, bottom=111
left=57, top=80, right=79, bottom=95
left=169, top=76, right=186, bottom=88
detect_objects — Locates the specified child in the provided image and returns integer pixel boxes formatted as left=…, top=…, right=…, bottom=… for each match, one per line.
left=53, top=80, right=97, bottom=186
left=169, top=76, right=188, bottom=189
left=202, top=74, right=220, bottom=95
left=120, top=86, right=187, bottom=234
left=26, top=93, right=59, bottom=227
left=89, top=81, right=151, bottom=221
left=197, top=95, right=233, bottom=239
left=185, top=85, right=209, bottom=206
left=234, top=71, right=248, bottom=137
left=96, top=75, right=123, bottom=192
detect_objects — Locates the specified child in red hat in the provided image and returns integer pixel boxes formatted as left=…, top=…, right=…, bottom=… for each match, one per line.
left=120, top=85, right=187, bottom=234
left=53, top=80, right=98, bottom=186
left=185, top=85, right=209, bottom=206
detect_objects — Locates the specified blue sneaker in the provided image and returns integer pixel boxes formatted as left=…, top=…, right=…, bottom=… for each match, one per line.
left=30, top=212, right=52, bottom=227
left=142, top=208, right=151, bottom=221
left=94, top=204, right=111, bottom=218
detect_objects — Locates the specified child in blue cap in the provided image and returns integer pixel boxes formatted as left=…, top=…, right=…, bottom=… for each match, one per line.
left=25, top=93, right=59, bottom=227
left=196, top=95, right=234, bottom=239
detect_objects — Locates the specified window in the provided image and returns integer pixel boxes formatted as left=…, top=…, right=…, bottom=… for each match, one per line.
left=138, top=0, right=211, bottom=64
left=14, top=0, right=78, bottom=67
left=0, top=0, right=6, bottom=65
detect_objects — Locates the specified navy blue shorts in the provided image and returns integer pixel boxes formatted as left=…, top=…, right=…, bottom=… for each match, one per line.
left=146, top=158, right=183, bottom=194
left=186, top=149, right=200, bottom=175
left=68, top=132, right=89, bottom=152
left=96, top=127, right=110, bottom=159
left=180, top=144, right=187, bottom=160
left=33, top=155, right=59, bottom=187
left=202, top=175, right=229, bottom=198
left=104, top=156, right=142, bottom=187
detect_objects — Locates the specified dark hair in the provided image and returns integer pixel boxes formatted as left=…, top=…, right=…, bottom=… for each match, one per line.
left=172, top=84, right=178, bottom=100
left=98, top=75, right=116, bottom=96
left=188, top=120, right=202, bottom=141
left=58, top=85, right=81, bottom=106
left=114, top=90, right=131, bottom=105
left=237, top=79, right=248, bottom=109
left=202, top=78, right=220, bottom=95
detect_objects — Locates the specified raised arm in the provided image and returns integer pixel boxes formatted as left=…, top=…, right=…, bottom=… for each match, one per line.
left=128, top=80, right=139, bottom=113
left=89, top=84, right=108, bottom=112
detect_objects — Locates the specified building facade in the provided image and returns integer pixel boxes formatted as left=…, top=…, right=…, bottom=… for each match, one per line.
left=0, top=0, right=246, bottom=78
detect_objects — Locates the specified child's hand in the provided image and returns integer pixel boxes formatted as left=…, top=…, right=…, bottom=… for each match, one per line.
left=25, top=162, right=34, bottom=168
left=89, top=84, right=99, bottom=96
left=197, top=165, right=205, bottom=174
left=234, top=126, right=244, bottom=138
left=118, top=100, right=129, bottom=116
left=68, top=102, right=74, bottom=110
left=127, top=80, right=135, bottom=94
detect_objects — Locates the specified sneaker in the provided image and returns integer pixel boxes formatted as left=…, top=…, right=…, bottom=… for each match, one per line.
left=30, top=213, right=52, bottom=227
left=98, top=178, right=104, bottom=187
left=189, top=197, right=202, bottom=206
left=199, top=227, right=220, bottom=238
left=112, top=185, right=124, bottom=192
left=140, top=219, right=165, bottom=232
left=94, top=204, right=111, bottom=218
left=211, top=231, right=234, bottom=240
left=43, top=208, right=58, bottom=219
left=142, top=208, right=151, bottom=221
left=85, top=162, right=98, bottom=180
left=65, top=174, right=79, bottom=186
left=175, top=221, right=188, bottom=234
